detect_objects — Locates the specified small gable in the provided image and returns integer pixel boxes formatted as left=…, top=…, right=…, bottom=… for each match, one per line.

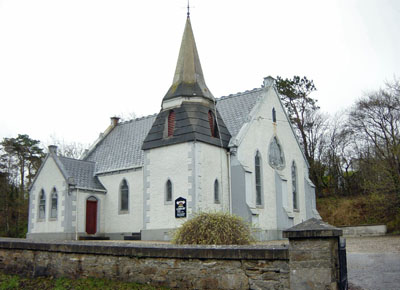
left=216, top=89, right=262, bottom=138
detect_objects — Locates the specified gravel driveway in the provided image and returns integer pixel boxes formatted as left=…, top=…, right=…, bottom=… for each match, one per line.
left=346, top=236, right=400, bottom=290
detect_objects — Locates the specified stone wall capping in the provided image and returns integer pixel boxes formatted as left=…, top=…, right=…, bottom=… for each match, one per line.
left=0, top=220, right=345, bottom=289
left=0, top=238, right=288, bottom=261
left=282, top=218, right=343, bottom=239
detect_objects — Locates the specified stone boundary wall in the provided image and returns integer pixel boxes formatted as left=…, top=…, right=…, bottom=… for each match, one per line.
left=0, top=218, right=344, bottom=289
left=339, top=224, right=387, bottom=237
left=0, top=238, right=290, bottom=290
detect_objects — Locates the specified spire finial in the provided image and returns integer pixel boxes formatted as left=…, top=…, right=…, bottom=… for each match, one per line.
left=187, top=0, right=190, bottom=18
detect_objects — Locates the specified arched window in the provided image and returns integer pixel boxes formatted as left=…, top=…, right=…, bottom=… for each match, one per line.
left=166, top=179, right=172, bottom=202
left=214, top=179, right=220, bottom=204
left=120, top=179, right=129, bottom=212
left=208, top=110, right=219, bottom=137
left=292, top=161, right=298, bottom=210
left=167, top=110, right=176, bottom=137
left=268, top=136, right=285, bottom=170
left=50, top=188, right=58, bottom=218
left=255, top=151, right=262, bottom=206
left=272, top=108, right=276, bottom=123
left=39, top=189, right=46, bottom=219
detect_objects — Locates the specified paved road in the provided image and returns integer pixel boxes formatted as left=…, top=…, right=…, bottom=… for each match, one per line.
left=346, top=236, right=400, bottom=290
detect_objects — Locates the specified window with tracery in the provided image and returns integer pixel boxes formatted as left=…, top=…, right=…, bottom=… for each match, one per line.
left=255, top=151, right=262, bottom=206
left=50, top=188, right=58, bottom=218
left=292, top=161, right=298, bottom=210
left=268, top=136, right=285, bottom=170
left=39, top=189, right=46, bottom=219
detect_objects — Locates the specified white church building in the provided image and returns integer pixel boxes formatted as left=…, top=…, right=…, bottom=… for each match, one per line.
left=27, top=15, right=320, bottom=241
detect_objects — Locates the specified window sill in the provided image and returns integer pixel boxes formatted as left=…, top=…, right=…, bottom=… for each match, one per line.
left=49, top=218, right=58, bottom=221
left=119, top=210, right=129, bottom=215
left=164, top=201, right=173, bottom=205
left=37, top=218, right=45, bottom=222
left=293, top=209, right=300, bottom=213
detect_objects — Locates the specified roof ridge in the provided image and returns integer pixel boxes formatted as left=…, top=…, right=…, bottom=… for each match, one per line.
left=217, top=87, right=263, bottom=101
left=59, top=155, right=96, bottom=164
left=119, top=113, right=157, bottom=125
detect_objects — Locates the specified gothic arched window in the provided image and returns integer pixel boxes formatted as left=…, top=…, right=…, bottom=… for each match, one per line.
left=120, top=179, right=129, bottom=212
left=255, top=151, right=262, bottom=206
left=39, top=189, right=46, bottom=219
left=167, top=110, right=176, bottom=137
left=50, top=188, right=58, bottom=219
left=268, top=136, right=285, bottom=170
left=214, top=179, right=220, bottom=204
left=292, top=161, right=298, bottom=210
left=166, top=179, right=172, bottom=202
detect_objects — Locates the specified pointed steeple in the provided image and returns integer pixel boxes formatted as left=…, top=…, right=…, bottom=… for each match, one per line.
left=163, top=16, right=214, bottom=101
left=142, top=14, right=231, bottom=151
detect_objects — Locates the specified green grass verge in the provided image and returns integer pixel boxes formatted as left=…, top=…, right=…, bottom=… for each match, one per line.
left=0, top=272, right=170, bottom=290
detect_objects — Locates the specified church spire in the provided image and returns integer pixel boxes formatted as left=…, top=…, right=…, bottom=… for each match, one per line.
left=163, top=15, right=214, bottom=102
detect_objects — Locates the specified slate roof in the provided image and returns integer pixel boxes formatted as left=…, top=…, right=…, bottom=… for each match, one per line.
left=142, top=103, right=231, bottom=150
left=216, top=88, right=263, bottom=138
left=79, top=87, right=263, bottom=174
left=84, top=115, right=156, bottom=173
left=56, top=156, right=105, bottom=191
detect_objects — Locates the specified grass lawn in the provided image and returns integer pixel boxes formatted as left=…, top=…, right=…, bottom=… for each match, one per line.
left=0, top=272, right=170, bottom=290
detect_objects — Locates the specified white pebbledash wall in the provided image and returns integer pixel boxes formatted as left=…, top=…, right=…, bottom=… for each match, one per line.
left=234, top=86, right=308, bottom=233
left=28, top=156, right=68, bottom=235
left=143, top=140, right=229, bottom=234
left=97, top=169, right=143, bottom=235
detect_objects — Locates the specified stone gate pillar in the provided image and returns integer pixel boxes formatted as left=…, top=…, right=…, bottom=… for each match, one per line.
left=283, top=218, right=343, bottom=290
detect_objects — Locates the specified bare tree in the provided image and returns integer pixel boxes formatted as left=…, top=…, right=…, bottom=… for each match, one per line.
left=348, top=79, right=400, bottom=196
left=46, top=136, right=88, bottom=159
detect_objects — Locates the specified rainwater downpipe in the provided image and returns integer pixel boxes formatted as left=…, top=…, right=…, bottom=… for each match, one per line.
left=227, top=151, right=232, bottom=214
left=75, top=188, right=79, bottom=240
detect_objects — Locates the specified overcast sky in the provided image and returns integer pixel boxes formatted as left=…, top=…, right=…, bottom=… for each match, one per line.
left=0, top=0, right=399, bottom=147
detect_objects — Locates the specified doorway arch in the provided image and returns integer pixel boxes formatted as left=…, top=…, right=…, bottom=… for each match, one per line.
left=86, top=196, right=98, bottom=234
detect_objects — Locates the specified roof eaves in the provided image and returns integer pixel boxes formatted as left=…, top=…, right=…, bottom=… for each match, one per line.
left=95, top=165, right=143, bottom=176
left=74, top=187, right=107, bottom=193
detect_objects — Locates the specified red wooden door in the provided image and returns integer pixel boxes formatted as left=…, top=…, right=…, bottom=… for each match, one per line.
left=86, top=199, right=97, bottom=234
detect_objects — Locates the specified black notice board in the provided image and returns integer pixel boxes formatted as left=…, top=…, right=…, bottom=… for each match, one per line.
left=175, top=197, right=187, bottom=218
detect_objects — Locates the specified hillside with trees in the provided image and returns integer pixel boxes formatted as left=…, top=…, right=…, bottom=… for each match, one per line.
left=276, top=76, right=400, bottom=233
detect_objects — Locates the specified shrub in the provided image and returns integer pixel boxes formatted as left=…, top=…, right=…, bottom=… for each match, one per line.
left=172, top=212, right=254, bottom=245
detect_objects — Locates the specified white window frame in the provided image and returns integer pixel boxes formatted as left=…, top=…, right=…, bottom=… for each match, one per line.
left=38, top=189, right=46, bottom=221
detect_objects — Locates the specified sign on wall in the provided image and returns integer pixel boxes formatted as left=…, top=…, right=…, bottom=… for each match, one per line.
left=175, top=197, right=187, bottom=218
